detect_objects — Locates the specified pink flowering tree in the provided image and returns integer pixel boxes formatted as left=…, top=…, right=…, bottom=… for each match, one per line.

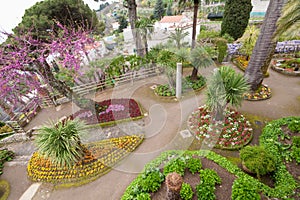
left=0, top=23, right=96, bottom=113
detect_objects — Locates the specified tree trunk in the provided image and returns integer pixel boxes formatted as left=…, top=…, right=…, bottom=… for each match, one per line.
left=244, top=0, right=285, bottom=91
left=192, top=0, right=199, bottom=49
left=35, top=61, right=95, bottom=109
left=190, top=0, right=199, bottom=80
left=127, top=0, right=143, bottom=56
left=166, top=172, right=183, bottom=200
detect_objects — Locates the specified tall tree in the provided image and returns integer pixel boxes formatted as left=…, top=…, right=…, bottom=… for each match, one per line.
left=135, top=17, right=154, bottom=54
left=221, top=0, right=252, bottom=40
left=14, top=0, right=103, bottom=40
left=244, top=0, right=285, bottom=91
left=153, top=0, right=165, bottom=20
left=275, top=0, right=300, bottom=39
left=178, top=0, right=201, bottom=79
left=123, top=0, right=144, bottom=56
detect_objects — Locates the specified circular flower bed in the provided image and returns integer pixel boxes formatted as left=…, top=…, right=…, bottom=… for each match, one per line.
left=27, top=134, right=144, bottom=185
left=187, top=105, right=253, bottom=150
left=243, top=84, right=272, bottom=101
left=271, top=58, right=300, bottom=76
left=154, top=75, right=206, bottom=97
left=73, top=98, right=143, bottom=125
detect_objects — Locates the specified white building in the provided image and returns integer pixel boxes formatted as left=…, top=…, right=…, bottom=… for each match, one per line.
left=154, top=15, right=193, bottom=31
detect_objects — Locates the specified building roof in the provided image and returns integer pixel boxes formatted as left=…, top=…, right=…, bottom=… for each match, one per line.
left=159, top=15, right=184, bottom=23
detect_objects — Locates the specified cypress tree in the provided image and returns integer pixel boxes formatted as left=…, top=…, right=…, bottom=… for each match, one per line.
left=221, top=0, right=253, bottom=40
left=153, top=0, right=165, bottom=20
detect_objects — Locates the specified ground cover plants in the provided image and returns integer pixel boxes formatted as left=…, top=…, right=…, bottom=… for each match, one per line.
left=154, top=75, right=206, bottom=97
left=121, top=147, right=298, bottom=200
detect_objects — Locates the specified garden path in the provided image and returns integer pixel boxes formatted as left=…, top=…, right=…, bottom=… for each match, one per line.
left=1, top=64, right=300, bottom=200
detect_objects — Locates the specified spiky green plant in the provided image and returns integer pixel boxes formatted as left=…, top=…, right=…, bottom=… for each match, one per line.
left=35, top=118, right=88, bottom=168
left=206, top=66, right=249, bottom=120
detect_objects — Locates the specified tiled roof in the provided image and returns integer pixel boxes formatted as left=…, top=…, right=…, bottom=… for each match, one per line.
left=159, top=15, right=183, bottom=23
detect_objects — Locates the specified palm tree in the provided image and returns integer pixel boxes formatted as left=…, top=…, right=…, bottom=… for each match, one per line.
left=275, top=0, right=300, bottom=39
left=168, top=28, right=189, bottom=49
left=178, top=0, right=202, bottom=79
left=190, top=46, right=214, bottom=78
left=206, top=66, right=249, bottom=121
left=35, top=118, right=88, bottom=167
left=244, top=0, right=285, bottom=92
left=135, top=17, right=154, bottom=55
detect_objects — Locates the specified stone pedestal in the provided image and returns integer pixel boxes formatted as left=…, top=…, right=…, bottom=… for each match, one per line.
left=176, top=63, right=182, bottom=99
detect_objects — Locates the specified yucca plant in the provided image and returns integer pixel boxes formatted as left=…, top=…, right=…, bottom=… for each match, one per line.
left=206, top=66, right=249, bottom=121
left=35, top=118, right=88, bottom=168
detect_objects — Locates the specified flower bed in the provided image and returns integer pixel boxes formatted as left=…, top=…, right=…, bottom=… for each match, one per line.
left=232, top=56, right=269, bottom=77
left=154, top=75, right=206, bottom=97
left=243, top=84, right=272, bottom=101
left=122, top=150, right=298, bottom=200
left=270, top=58, right=300, bottom=76
left=187, top=105, right=253, bottom=150
left=73, top=98, right=143, bottom=125
left=27, top=134, right=144, bottom=186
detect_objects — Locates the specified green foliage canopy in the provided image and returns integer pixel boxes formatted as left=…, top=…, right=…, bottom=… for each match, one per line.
left=221, top=0, right=252, bottom=40
left=14, top=0, right=104, bottom=40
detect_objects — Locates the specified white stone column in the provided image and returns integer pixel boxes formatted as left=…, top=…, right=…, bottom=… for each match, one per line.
left=176, top=63, right=182, bottom=99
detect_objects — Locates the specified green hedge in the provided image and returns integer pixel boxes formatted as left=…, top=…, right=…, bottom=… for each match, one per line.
left=122, top=147, right=298, bottom=199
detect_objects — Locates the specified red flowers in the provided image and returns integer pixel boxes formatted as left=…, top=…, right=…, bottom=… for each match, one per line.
left=73, top=99, right=142, bottom=125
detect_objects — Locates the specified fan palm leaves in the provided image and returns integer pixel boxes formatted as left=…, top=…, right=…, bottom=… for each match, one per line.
left=35, top=118, right=88, bottom=167
left=168, top=28, right=190, bottom=49
left=190, top=46, right=214, bottom=71
left=275, top=0, right=300, bottom=39
left=206, top=66, right=249, bottom=120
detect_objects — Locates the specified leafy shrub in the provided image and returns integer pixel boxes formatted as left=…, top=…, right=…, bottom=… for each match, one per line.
left=231, top=176, right=260, bottom=200
left=197, top=30, right=220, bottom=44
left=288, top=120, right=300, bottom=132
left=215, top=38, right=228, bottom=63
left=292, top=136, right=300, bottom=148
left=163, top=157, right=186, bottom=176
left=183, top=76, right=206, bottom=91
left=180, top=182, right=194, bottom=200
left=0, top=149, right=14, bottom=176
left=291, top=137, right=300, bottom=163
left=196, top=183, right=215, bottom=200
left=196, top=169, right=221, bottom=200
left=186, top=157, right=202, bottom=174
left=140, top=167, right=165, bottom=192
left=199, top=169, right=221, bottom=185
left=155, top=85, right=175, bottom=96
left=136, top=192, right=151, bottom=200
left=240, top=145, right=276, bottom=179
left=0, top=121, right=5, bottom=127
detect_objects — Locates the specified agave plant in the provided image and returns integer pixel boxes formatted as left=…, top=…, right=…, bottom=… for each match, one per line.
left=206, top=66, right=249, bottom=121
left=35, top=118, right=88, bottom=167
